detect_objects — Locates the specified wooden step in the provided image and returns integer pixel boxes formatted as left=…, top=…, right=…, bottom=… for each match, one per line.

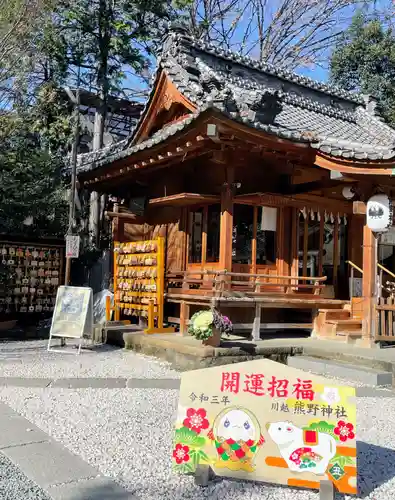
left=327, top=319, right=362, bottom=331
left=319, top=309, right=350, bottom=321
left=336, top=330, right=363, bottom=345
left=336, top=330, right=362, bottom=337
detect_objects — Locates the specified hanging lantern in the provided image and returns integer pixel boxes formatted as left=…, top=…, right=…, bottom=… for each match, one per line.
left=367, top=194, right=392, bottom=233
left=342, top=186, right=355, bottom=200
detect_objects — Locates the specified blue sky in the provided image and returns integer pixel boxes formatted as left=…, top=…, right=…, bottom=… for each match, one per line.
left=123, top=0, right=389, bottom=101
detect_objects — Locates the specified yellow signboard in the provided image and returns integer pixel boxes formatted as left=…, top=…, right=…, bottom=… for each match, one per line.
left=173, top=359, right=357, bottom=495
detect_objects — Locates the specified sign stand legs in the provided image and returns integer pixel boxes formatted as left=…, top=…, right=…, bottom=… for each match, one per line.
left=195, top=472, right=336, bottom=496
left=47, top=334, right=83, bottom=355
left=194, top=465, right=216, bottom=487
left=319, top=480, right=335, bottom=500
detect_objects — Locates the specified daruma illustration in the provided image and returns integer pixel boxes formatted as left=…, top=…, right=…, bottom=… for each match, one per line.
left=207, top=407, right=265, bottom=472
left=267, top=421, right=336, bottom=475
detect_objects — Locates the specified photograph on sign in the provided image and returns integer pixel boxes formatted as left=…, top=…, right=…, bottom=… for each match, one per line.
left=173, top=359, right=356, bottom=495
left=50, top=286, right=93, bottom=339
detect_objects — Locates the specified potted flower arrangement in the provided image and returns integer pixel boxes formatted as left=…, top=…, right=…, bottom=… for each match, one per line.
left=188, top=308, right=233, bottom=347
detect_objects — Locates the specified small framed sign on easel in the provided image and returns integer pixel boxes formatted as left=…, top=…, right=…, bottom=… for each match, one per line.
left=48, top=286, right=93, bottom=354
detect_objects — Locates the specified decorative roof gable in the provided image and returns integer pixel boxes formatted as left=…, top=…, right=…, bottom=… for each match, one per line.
left=77, top=26, right=395, bottom=174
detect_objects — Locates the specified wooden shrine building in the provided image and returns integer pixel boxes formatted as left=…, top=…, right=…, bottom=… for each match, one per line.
left=77, top=27, right=395, bottom=346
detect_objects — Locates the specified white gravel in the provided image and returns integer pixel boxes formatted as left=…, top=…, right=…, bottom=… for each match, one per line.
left=0, top=384, right=393, bottom=500
left=0, top=452, right=51, bottom=499
left=0, top=341, right=392, bottom=499
left=0, top=340, right=180, bottom=379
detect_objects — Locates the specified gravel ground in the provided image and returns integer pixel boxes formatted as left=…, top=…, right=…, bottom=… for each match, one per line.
left=0, top=341, right=392, bottom=499
left=0, top=340, right=180, bottom=379
left=0, top=451, right=51, bottom=500
left=0, top=385, right=393, bottom=500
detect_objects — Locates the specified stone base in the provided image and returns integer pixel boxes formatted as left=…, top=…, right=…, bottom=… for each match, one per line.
left=123, top=333, right=302, bottom=371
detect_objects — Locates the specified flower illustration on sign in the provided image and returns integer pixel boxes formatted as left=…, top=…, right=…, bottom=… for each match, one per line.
left=334, top=421, right=355, bottom=442
left=183, top=408, right=210, bottom=434
left=173, top=444, right=190, bottom=464
left=321, top=387, right=341, bottom=405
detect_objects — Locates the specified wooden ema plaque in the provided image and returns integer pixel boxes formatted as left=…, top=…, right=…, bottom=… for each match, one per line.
left=173, top=359, right=357, bottom=495
left=113, top=237, right=174, bottom=334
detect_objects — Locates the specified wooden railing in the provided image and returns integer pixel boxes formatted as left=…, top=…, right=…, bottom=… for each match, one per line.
left=376, top=297, right=395, bottom=342
left=377, top=263, right=395, bottom=298
left=166, top=270, right=327, bottom=297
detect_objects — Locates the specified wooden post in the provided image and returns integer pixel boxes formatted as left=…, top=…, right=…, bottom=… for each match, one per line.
left=219, top=166, right=234, bottom=272
left=252, top=303, right=261, bottom=341
left=112, top=203, right=121, bottom=322
left=180, top=208, right=187, bottom=271
left=252, top=206, right=257, bottom=274
left=147, top=300, right=155, bottom=331
left=333, top=217, right=339, bottom=288
left=291, top=208, right=299, bottom=278
left=105, top=295, right=111, bottom=322
left=180, top=301, right=190, bottom=336
left=303, top=216, right=308, bottom=277
left=276, top=207, right=285, bottom=276
left=318, top=213, right=324, bottom=277
left=202, top=206, right=208, bottom=265
left=362, top=223, right=377, bottom=344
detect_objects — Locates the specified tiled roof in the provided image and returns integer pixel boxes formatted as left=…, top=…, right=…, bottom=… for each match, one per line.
left=77, top=27, right=395, bottom=174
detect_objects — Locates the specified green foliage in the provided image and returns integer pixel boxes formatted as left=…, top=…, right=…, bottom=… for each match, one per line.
left=330, top=453, right=356, bottom=468
left=330, top=11, right=395, bottom=126
left=174, top=427, right=206, bottom=448
left=0, top=112, right=68, bottom=237
left=188, top=310, right=214, bottom=340
left=303, top=421, right=337, bottom=440
left=189, top=448, right=210, bottom=467
left=172, top=461, right=194, bottom=474
left=50, top=0, right=187, bottom=98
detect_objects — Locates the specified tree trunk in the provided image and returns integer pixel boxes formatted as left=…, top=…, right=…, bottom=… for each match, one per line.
left=89, top=0, right=110, bottom=247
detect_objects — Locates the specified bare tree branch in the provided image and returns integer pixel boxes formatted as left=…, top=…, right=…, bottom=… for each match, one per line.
left=185, top=0, right=372, bottom=70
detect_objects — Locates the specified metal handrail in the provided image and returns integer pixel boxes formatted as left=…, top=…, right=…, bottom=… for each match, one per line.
left=346, top=260, right=363, bottom=275
left=378, top=263, right=395, bottom=280
left=347, top=261, right=363, bottom=316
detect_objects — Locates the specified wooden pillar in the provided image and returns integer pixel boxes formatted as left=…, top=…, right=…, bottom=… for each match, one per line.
left=362, top=224, right=377, bottom=343
left=252, top=303, right=261, bottom=341
left=252, top=207, right=257, bottom=274
left=276, top=207, right=285, bottom=275
left=219, top=166, right=234, bottom=271
left=333, top=218, right=339, bottom=288
left=180, top=301, right=190, bottom=336
left=202, top=206, right=208, bottom=266
left=290, top=208, right=298, bottom=275
left=179, top=208, right=188, bottom=271
left=318, top=213, right=324, bottom=277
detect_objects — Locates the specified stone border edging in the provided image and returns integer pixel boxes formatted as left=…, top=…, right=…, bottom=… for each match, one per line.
left=0, top=402, right=134, bottom=499
left=0, top=377, right=181, bottom=390
left=0, top=377, right=391, bottom=397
